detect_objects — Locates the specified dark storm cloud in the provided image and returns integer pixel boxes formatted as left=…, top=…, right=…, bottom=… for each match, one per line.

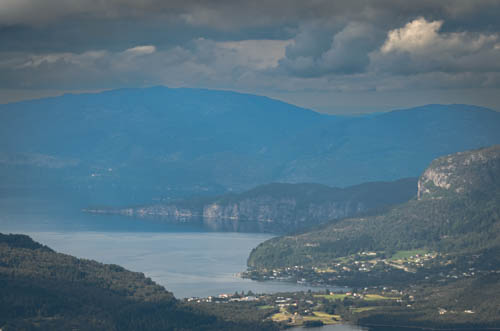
left=2, top=0, right=500, bottom=52
left=277, top=21, right=384, bottom=77
left=1, top=0, right=500, bottom=112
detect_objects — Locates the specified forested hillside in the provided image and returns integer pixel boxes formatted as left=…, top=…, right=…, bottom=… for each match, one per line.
left=0, top=233, right=276, bottom=330
left=248, top=145, right=500, bottom=268
left=245, top=145, right=500, bottom=330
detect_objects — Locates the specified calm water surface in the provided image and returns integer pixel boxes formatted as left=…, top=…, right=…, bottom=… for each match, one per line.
left=292, top=326, right=368, bottom=331
left=25, top=230, right=344, bottom=298
left=0, top=196, right=367, bottom=330
left=0, top=197, right=344, bottom=298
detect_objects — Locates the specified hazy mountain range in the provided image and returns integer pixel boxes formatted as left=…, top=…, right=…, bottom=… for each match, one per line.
left=1, top=86, right=500, bottom=205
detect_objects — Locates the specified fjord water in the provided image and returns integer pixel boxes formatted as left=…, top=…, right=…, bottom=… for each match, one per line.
left=292, top=326, right=368, bottom=331
left=0, top=196, right=341, bottom=298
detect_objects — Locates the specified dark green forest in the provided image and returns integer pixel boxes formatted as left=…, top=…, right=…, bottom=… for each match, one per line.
left=0, top=233, right=277, bottom=330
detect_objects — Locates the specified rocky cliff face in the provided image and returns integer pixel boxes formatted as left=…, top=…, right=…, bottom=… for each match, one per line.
left=202, top=198, right=363, bottom=224
left=95, top=179, right=416, bottom=233
left=117, top=198, right=364, bottom=231
left=417, top=145, right=500, bottom=200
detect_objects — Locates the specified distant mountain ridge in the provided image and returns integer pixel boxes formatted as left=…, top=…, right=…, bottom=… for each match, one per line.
left=1, top=86, right=500, bottom=205
left=88, top=178, right=417, bottom=233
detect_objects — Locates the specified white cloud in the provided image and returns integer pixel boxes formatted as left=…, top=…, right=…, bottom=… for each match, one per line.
left=381, top=17, right=498, bottom=55
left=381, top=18, right=443, bottom=54
left=372, top=17, right=500, bottom=74
left=124, top=45, right=156, bottom=56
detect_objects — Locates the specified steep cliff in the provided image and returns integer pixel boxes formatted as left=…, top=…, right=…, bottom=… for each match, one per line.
left=93, top=178, right=417, bottom=233
left=418, top=144, right=500, bottom=199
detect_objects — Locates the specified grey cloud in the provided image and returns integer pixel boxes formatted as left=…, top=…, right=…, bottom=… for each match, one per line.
left=2, top=1, right=498, bottom=27
left=319, top=23, right=382, bottom=74
left=1, top=0, right=500, bottom=112
left=2, top=0, right=500, bottom=53
left=276, top=22, right=336, bottom=77
left=283, top=22, right=335, bottom=60
left=0, top=38, right=290, bottom=90
left=277, top=22, right=383, bottom=77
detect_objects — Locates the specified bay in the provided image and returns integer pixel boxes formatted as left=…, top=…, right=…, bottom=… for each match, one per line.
left=0, top=196, right=366, bottom=330
left=0, top=197, right=343, bottom=298
left=24, top=230, right=344, bottom=298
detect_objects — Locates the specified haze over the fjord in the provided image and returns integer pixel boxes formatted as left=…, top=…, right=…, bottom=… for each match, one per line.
left=1, top=0, right=500, bottom=114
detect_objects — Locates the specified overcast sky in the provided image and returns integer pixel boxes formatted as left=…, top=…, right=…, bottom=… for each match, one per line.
left=1, top=0, right=500, bottom=114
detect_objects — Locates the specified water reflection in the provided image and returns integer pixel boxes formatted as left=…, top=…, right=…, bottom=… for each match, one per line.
left=0, top=198, right=345, bottom=300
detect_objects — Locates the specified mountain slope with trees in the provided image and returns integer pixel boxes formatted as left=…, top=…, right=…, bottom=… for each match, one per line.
left=0, top=233, right=276, bottom=330
left=246, top=145, right=500, bottom=330
left=248, top=145, right=500, bottom=268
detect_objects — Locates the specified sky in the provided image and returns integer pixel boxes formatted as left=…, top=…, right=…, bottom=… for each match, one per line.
left=1, top=0, right=500, bottom=114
